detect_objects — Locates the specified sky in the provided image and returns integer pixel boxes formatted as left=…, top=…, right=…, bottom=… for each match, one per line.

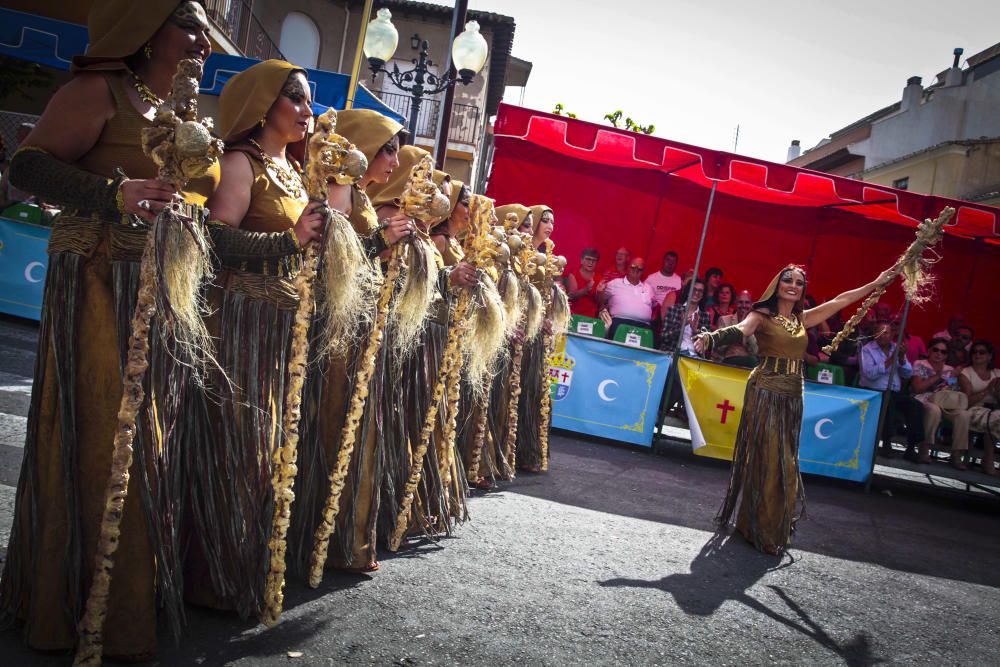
left=448, top=0, right=1000, bottom=163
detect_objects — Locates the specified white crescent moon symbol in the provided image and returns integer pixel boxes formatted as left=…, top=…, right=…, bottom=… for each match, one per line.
left=597, top=379, right=618, bottom=402
left=24, top=261, right=44, bottom=284
left=814, top=418, right=833, bottom=440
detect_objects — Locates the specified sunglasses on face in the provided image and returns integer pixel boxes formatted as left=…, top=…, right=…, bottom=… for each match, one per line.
left=972, top=349, right=990, bottom=355
left=958, top=334, right=972, bottom=340
left=930, top=347, right=947, bottom=353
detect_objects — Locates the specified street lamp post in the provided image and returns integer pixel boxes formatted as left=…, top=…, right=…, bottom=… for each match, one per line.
left=363, top=8, right=488, bottom=144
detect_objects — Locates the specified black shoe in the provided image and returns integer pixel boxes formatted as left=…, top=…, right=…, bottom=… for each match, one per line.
left=902, top=449, right=919, bottom=463
left=881, top=447, right=896, bottom=459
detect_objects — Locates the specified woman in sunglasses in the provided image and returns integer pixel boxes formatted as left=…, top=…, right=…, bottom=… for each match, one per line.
left=912, top=337, right=970, bottom=469
left=959, top=340, right=1000, bottom=475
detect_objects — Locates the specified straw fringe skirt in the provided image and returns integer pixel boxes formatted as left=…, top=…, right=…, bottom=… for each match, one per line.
left=183, top=271, right=295, bottom=618
left=1, top=219, right=190, bottom=655
left=716, top=367, right=805, bottom=553
left=515, top=336, right=546, bottom=471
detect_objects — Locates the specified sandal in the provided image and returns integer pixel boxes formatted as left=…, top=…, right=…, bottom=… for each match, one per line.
left=339, top=561, right=380, bottom=574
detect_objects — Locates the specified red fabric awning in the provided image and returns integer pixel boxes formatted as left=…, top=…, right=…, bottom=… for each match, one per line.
left=486, top=103, right=1000, bottom=341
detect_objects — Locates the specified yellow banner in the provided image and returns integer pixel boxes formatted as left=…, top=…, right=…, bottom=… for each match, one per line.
left=677, top=356, right=749, bottom=461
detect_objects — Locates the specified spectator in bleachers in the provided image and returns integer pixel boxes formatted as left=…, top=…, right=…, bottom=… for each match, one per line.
left=603, top=246, right=630, bottom=283
left=713, top=289, right=757, bottom=368
left=565, top=247, right=601, bottom=317
left=912, top=337, right=970, bottom=470
left=903, top=328, right=928, bottom=363
left=959, top=340, right=1000, bottom=475
left=933, top=315, right=966, bottom=343
left=859, top=320, right=926, bottom=461
left=703, top=267, right=724, bottom=308
left=708, top=282, right=735, bottom=328
left=598, top=256, right=655, bottom=338
left=659, top=278, right=711, bottom=354
left=644, top=250, right=682, bottom=311
left=947, top=333, right=970, bottom=369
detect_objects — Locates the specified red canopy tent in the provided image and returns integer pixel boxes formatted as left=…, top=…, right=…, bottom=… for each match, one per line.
left=486, top=104, right=1000, bottom=341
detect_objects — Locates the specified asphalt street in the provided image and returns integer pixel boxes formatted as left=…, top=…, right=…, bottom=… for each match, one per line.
left=0, top=315, right=998, bottom=666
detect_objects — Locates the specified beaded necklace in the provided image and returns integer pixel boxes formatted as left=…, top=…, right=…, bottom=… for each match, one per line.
left=248, top=138, right=306, bottom=200
left=128, top=70, right=164, bottom=107
left=774, top=313, right=801, bottom=335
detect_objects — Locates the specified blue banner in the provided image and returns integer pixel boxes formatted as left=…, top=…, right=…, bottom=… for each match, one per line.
left=550, top=333, right=672, bottom=447
left=800, top=382, right=883, bottom=481
left=0, top=216, right=50, bottom=320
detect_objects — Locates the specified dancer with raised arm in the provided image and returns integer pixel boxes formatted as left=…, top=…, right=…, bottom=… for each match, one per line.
left=695, top=265, right=893, bottom=555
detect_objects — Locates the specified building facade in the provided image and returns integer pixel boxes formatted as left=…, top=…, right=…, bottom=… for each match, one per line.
left=788, top=43, right=1000, bottom=206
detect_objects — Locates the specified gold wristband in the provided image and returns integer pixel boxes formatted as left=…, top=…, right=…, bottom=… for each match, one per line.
left=115, top=178, right=128, bottom=215
left=286, top=227, right=303, bottom=251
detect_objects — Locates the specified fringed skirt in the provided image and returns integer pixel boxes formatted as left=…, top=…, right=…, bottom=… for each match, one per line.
left=378, top=310, right=467, bottom=545
left=716, top=365, right=805, bottom=553
left=1, top=219, right=188, bottom=655
left=289, top=312, right=381, bottom=573
left=515, top=335, right=547, bottom=471
left=183, top=270, right=296, bottom=618
left=484, top=353, right=515, bottom=481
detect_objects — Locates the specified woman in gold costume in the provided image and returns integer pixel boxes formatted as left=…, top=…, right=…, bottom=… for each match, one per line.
left=515, top=204, right=558, bottom=473
left=0, top=1, right=218, bottom=657
left=368, top=147, right=476, bottom=545
left=183, top=59, right=326, bottom=618
left=288, top=108, right=411, bottom=575
left=696, top=265, right=892, bottom=555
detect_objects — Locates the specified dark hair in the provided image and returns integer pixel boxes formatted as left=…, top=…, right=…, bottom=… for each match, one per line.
left=379, top=129, right=408, bottom=155
left=680, top=279, right=705, bottom=309
left=927, top=337, right=949, bottom=352
left=457, top=183, right=471, bottom=208
left=705, top=267, right=723, bottom=281
left=581, top=247, right=599, bottom=259
left=716, top=283, right=735, bottom=303
left=664, top=250, right=678, bottom=260
left=970, top=339, right=995, bottom=369
left=754, top=265, right=808, bottom=316
left=803, top=293, right=817, bottom=309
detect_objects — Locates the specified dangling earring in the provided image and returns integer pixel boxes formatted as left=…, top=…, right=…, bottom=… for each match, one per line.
left=259, top=118, right=266, bottom=128
left=143, top=42, right=153, bottom=59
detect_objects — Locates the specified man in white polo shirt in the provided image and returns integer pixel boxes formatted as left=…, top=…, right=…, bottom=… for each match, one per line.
left=598, top=256, right=655, bottom=338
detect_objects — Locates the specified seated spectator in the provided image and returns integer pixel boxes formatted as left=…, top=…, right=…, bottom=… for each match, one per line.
left=703, top=267, right=723, bottom=308
left=708, top=282, right=735, bottom=328
left=714, top=289, right=757, bottom=368
left=903, top=328, right=928, bottom=363
left=946, top=335, right=970, bottom=369
left=659, top=278, right=711, bottom=355
left=802, top=295, right=833, bottom=366
left=912, top=338, right=970, bottom=470
left=565, top=248, right=601, bottom=317
left=933, top=315, right=965, bottom=343
left=959, top=340, right=1000, bottom=475
left=644, top=250, right=683, bottom=311
left=598, top=256, right=655, bottom=338
left=602, top=246, right=630, bottom=283
left=859, top=320, right=927, bottom=461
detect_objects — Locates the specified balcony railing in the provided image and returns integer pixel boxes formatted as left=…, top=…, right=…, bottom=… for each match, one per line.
left=204, top=0, right=283, bottom=61
left=378, top=91, right=482, bottom=146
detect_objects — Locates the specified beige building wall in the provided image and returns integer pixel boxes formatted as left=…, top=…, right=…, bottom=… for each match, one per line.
left=861, top=141, right=1000, bottom=204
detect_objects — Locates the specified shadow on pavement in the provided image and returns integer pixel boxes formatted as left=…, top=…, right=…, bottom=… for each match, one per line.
left=600, top=534, right=882, bottom=667
left=507, top=433, right=1000, bottom=591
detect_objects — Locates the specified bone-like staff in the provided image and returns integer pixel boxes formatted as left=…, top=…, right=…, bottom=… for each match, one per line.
left=823, top=206, right=953, bottom=355
left=74, top=59, right=222, bottom=667
left=386, top=192, right=500, bottom=550
left=309, top=154, right=450, bottom=583
left=260, top=109, right=369, bottom=627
